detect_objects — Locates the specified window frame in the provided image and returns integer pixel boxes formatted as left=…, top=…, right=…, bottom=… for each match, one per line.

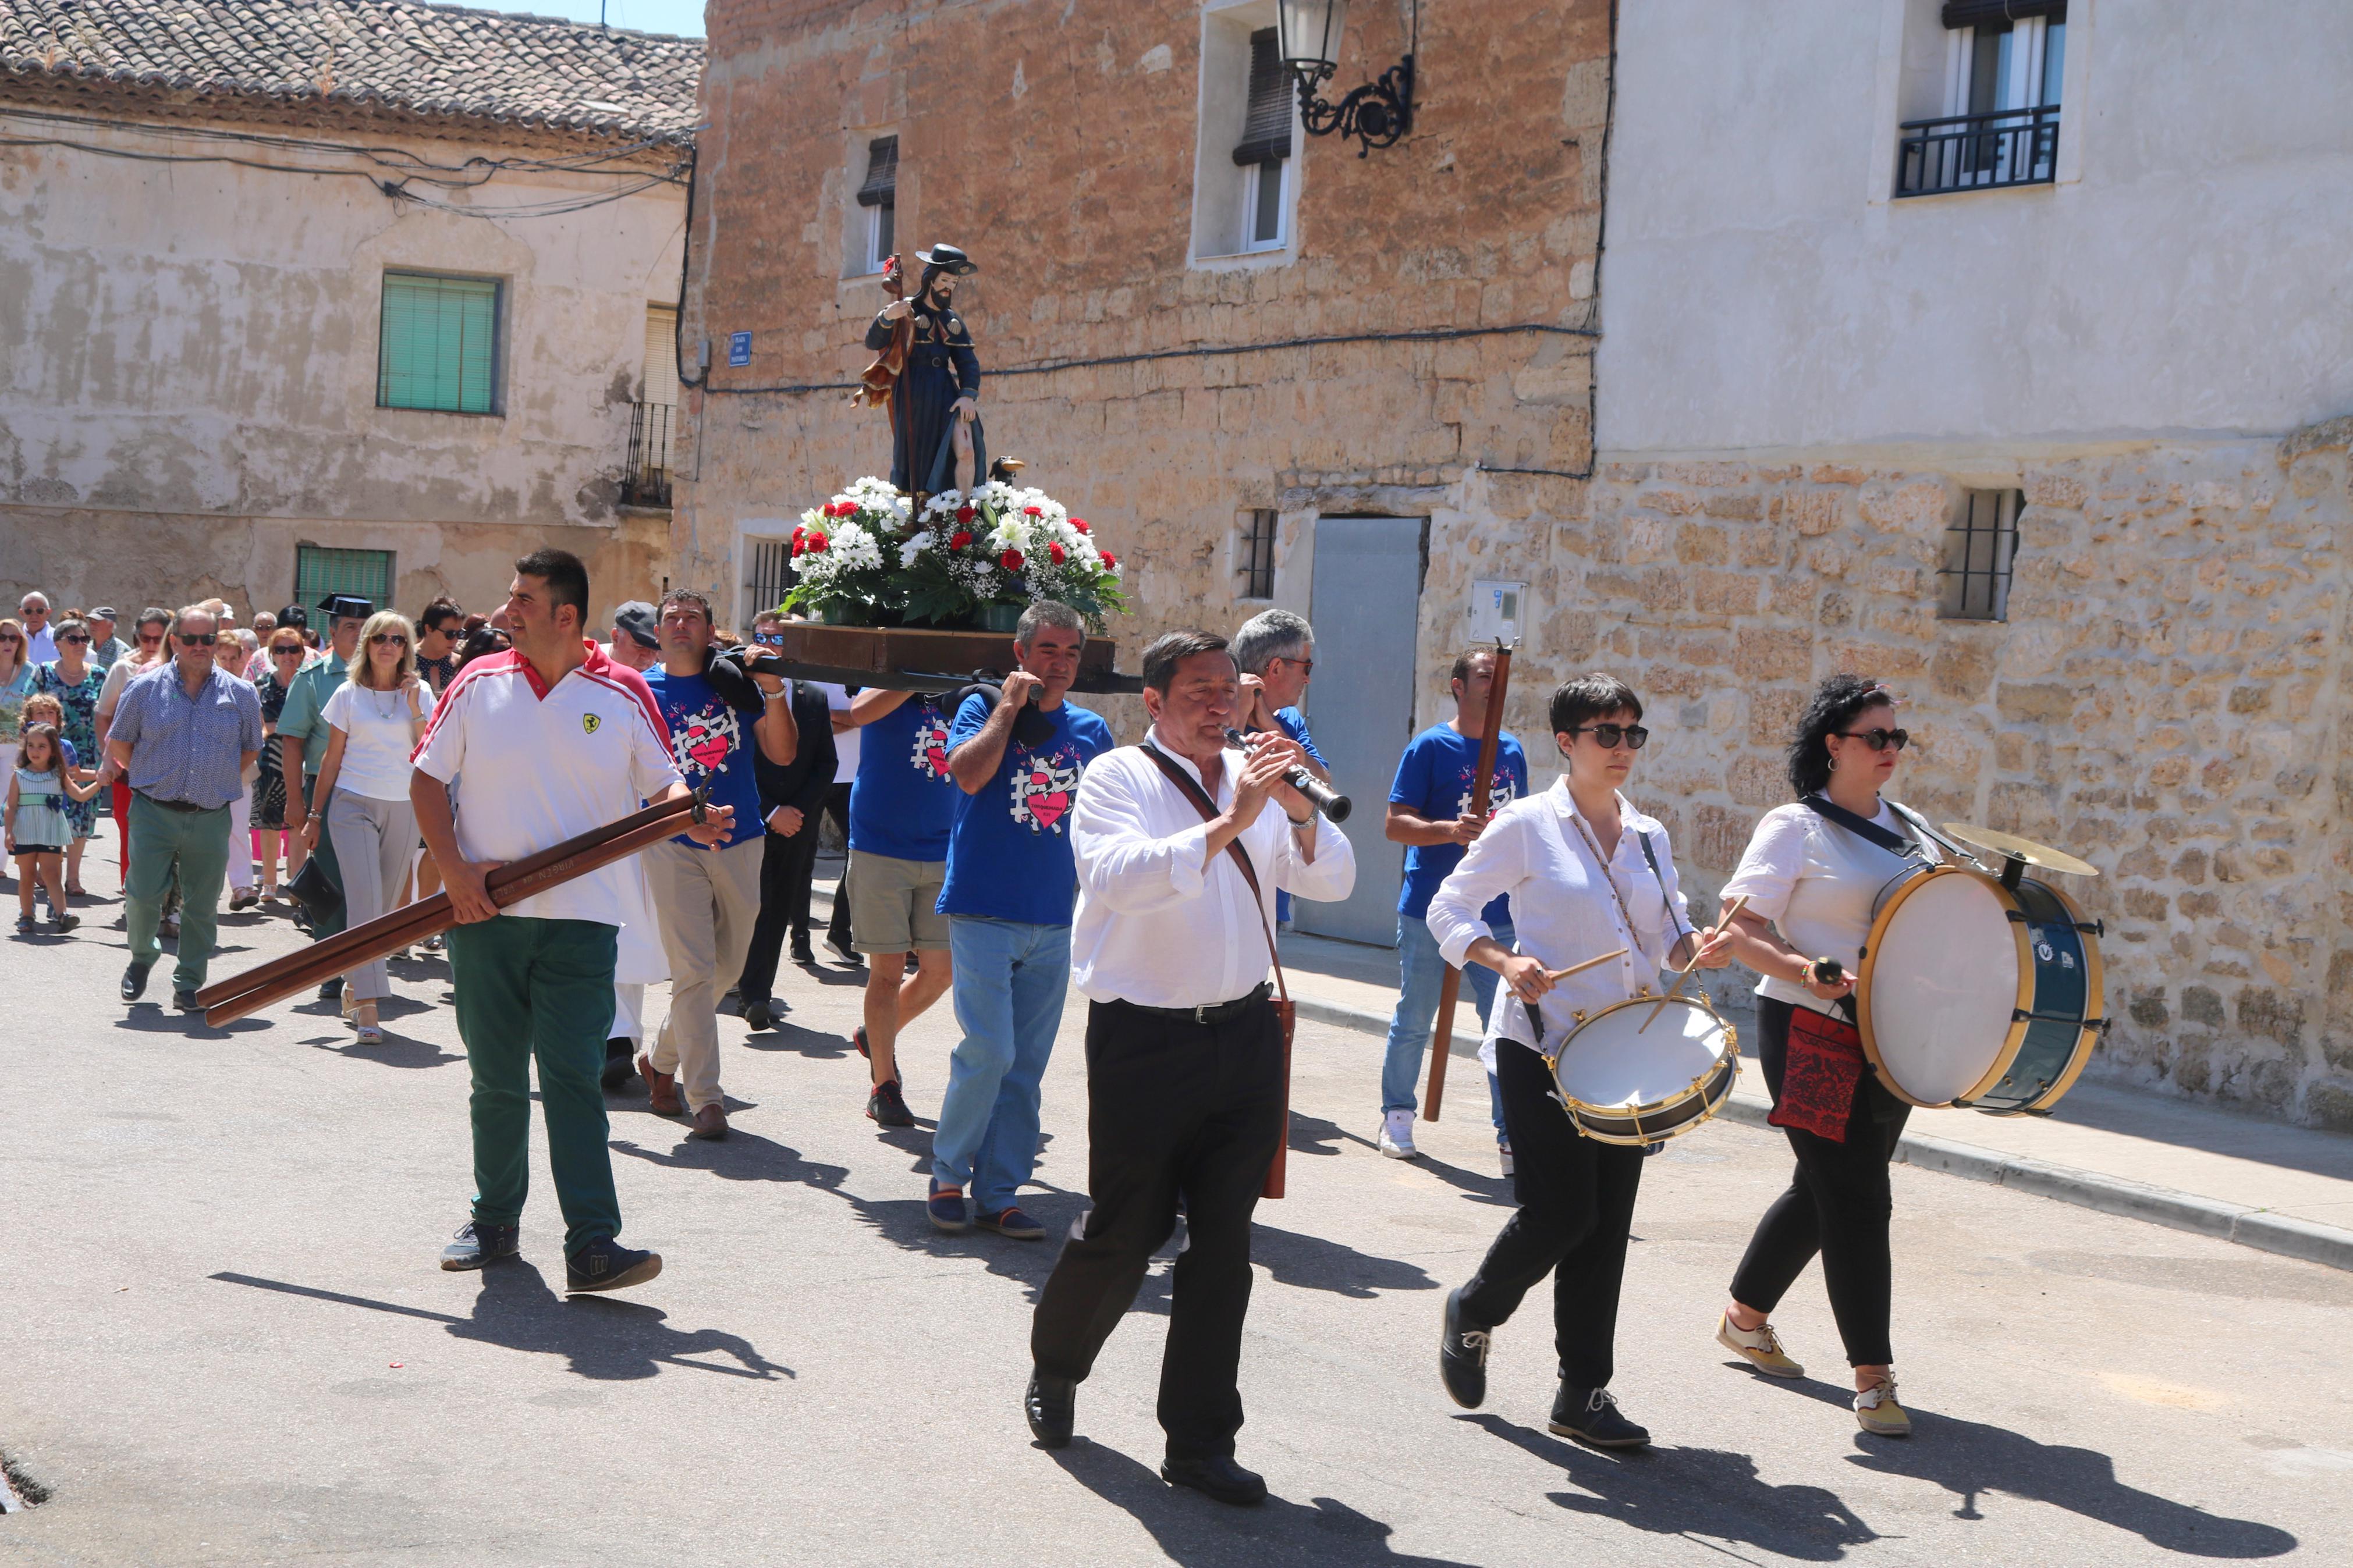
left=1241, top=157, right=1293, bottom=253
left=1189, top=1, right=1303, bottom=269
left=1936, top=488, right=2022, bottom=623
left=294, top=543, right=397, bottom=614
left=1237, top=508, right=1279, bottom=600
left=375, top=269, right=505, bottom=417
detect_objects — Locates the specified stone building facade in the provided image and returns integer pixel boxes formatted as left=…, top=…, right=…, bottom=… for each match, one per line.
left=0, top=0, right=700, bottom=626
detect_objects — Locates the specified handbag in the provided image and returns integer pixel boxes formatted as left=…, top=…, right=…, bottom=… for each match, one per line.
left=1137, top=741, right=1298, bottom=1200
left=286, top=852, right=345, bottom=930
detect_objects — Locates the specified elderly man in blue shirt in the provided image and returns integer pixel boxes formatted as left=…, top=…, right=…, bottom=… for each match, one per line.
left=105, top=603, right=264, bottom=1011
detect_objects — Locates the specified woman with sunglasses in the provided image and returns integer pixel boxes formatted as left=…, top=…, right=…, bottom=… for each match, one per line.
left=301, top=611, right=434, bottom=1043
left=30, top=617, right=104, bottom=897
left=0, top=619, right=33, bottom=743
left=1428, top=674, right=1733, bottom=1450
left=251, top=630, right=310, bottom=900
left=93, top=609, right=174, bottom=880
left=1713, top=673, right=1937, bottom=1439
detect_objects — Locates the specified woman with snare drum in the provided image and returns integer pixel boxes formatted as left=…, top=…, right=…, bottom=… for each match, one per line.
left=1715, top=673, right=1939, bottom=1438
left=1427, top=674, right=1731, bottom=1449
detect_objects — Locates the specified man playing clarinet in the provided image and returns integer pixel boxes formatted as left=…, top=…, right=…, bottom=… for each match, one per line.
left=1024, top=629, right=1354, bottom=1506
left=413, top=550, right=732, bottom=1293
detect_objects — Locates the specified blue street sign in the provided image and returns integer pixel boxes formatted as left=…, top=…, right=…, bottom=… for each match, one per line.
left=727, top=331, right=752, bottom=367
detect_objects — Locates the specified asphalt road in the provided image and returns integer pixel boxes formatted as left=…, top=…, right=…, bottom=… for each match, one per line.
left=2, top=866, right=2348, bottom=1566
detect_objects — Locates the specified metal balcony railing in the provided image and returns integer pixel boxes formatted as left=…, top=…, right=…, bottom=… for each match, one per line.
left=622, top=400, right=675, bottom=508
left=1896, top=104, right=2060, bottom=198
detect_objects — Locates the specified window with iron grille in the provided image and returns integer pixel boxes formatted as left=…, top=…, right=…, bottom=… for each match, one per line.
left=1897, top=2, right=2066, bottom=198
left=295, top=545, right=395, bottom=614
left=1238, top=509, right=1277, bottom=600
left=378, top=272, right=501, bottom=413
left=743, top=538, right=798, bottom=627
left=856, top=136, right=898, bottom=275
left=1938, top=489, right=2021, bottom=621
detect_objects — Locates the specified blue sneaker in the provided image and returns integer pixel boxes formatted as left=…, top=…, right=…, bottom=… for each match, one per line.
left=928, top=1180, right=970, bottom=1233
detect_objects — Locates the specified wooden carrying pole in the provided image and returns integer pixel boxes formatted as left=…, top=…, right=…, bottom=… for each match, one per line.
left=1423, top=638, right=1513, bottom=1121
left=196, top=795, right=701, bottom=1027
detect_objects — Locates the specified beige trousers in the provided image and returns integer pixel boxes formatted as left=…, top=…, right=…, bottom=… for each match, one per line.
left=644, top=836, right=763, bottom=1113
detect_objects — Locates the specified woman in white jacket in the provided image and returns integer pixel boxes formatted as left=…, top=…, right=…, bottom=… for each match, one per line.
left=1424, top=673, right=1730, bottom=1450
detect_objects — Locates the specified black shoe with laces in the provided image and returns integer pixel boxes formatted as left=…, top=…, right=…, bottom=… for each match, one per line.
left=565, top=1237, right=662, bottom=1293
left=1549, top=1384, right=1651, bottom=1449
left=1025, top=1369, right=1076, bottom=1449
left=439, top=1221, right=520, bottom=1271
left=867, top=1076, right=913, bottom=1128
left=1160, top=1455, right=1268, bottom=1507
left=1440, top=1286, right=1490, bottom=1409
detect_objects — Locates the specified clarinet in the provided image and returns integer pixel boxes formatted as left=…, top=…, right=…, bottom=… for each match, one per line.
left=1223, top=728, right=1352, bottom=823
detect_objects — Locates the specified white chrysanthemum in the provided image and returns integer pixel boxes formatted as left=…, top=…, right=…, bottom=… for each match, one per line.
left=829, top=522, right=883, bottom=570
left=899, top=531, right=934, bottom=568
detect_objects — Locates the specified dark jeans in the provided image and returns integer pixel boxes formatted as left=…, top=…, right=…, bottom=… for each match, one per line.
left=1031, top=997, right=1285, bottom=1462
left=1458, top=1038, right=1644, bottom=1389
left=1729, top=997, right=1911, bottom=1367
left=737, top=823, right=819, bottom=1003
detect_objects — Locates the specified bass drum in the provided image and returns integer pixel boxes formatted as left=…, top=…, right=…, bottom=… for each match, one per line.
left=1546, top=994, right=1740, bottom=1146
left=1855, top=865, right=2103, bottom=1114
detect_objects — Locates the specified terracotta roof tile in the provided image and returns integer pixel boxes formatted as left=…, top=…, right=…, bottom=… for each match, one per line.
left=0, top=0, right=702, bottom=143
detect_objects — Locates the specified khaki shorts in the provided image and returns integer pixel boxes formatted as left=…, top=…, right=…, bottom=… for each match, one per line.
left=847, top=849, right=950, bottom=954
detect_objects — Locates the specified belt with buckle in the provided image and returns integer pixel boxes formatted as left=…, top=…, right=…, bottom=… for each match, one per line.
left=136, top=791, right=215, bottom=814
left=1123, top=982, right=1273, bottom=1026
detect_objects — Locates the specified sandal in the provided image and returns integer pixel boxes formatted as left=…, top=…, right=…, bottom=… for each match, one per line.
left=353, top=1002, right=382, bottom=1043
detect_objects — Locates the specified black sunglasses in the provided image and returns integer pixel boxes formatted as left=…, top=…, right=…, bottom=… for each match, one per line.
left=59, top=634, right=90, bottom=645
left=1837, top=727, right=1910, bottom=752
left=1568, top=723, right=1649, bottom=750
left=369, top=632, right=409, bottom=647
left=176, top=632, right=217, bottom=647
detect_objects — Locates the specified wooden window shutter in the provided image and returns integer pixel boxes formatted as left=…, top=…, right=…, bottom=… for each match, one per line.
left=1942, top=1, right=2065, bottom=26
left=1233, top=28, right=1293, bottom=167
left=857, top=136, right=899, bottom=208
left=378, top=273, right=498, bottom=414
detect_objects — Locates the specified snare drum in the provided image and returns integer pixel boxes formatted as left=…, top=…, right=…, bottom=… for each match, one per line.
left=1856, top=864, right=2104, bottom=1114
left=1544, top=994, right=1741, bottom=1146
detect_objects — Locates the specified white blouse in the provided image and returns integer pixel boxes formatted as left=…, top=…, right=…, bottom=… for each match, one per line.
left=1426, top=777, right=1692, bottom=1055
left=322, top=680, right=434, bottom=801
left=1717, top=799, right=1943, bottom=1017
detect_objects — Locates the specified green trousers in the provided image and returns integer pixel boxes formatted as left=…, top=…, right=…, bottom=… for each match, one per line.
left=125, top=794, right=230, bottom=992
left=448, top=915, right=623, bottom=1256
left=297, top=771, right=347, bottom=941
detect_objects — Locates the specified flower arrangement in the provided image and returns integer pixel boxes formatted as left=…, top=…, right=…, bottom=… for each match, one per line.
left=784, top=477, right=1126, bottom=631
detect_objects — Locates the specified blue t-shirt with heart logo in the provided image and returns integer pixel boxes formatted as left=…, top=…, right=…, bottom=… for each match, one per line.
left=847, top=694, right=961, bottom=861
left=935, top=692, right=1115, bottom=925
left=642, top=665, right=765, bottom=849
left=1390, top=723, right=1528, bottom=923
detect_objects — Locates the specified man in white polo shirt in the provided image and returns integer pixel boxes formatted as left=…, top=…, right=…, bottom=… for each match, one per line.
left=412, top=549, right=733, bottom=1294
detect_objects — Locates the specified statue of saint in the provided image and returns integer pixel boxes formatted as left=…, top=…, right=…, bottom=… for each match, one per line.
left=861, top=244, right=981, bottom=498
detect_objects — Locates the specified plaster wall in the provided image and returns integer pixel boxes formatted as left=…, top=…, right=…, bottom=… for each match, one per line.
left=0, top=104, right=687, bottom=623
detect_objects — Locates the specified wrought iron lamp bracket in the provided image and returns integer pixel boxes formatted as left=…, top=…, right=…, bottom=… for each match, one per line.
left=1296, top=52, right=1415, bottom=157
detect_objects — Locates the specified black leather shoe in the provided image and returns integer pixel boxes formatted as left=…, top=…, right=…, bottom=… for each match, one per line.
left=1024, top=1370, right=1076, bottom=1449
left=1160, top=1455, right=1267, bottom=1506
left=1440, top=1286, right=1490, bottom=1409
left=1549, top=1384, right=1651, bottom=1449
left=741, top=995, right=775, bottom=1032
left=600, top=1039, right=636, bottom=1091
left=173, top=987, right=200, bottom=1012
left=120, top=963, right=152, bottom=1002
left=439, top=1221, right=520, bottom=1271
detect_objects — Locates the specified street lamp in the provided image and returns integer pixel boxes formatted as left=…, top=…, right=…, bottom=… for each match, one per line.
left=1277, top=0, right=1417, bottom=158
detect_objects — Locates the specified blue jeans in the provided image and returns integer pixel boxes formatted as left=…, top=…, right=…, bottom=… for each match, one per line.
left=1382, top=913, right=1513, bottom=1139
left=934, top=916, right=1073, bottom=1210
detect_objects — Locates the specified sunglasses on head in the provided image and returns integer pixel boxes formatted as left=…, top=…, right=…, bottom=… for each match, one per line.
left=1838, top=727, right=1910, bottom=752
left=369, top=632, right=409, bottom=647
left=1568, top=723, right=1649, bottom=750
left=178, top=632, right=217, bottom=646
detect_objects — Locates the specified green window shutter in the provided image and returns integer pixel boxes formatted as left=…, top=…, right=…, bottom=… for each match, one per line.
left=294, top=545, right=396, bottom=611
left=378, top=273, right=499, bottom=414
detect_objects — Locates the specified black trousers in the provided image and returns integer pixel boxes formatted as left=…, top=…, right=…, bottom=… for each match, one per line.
left=737, top=824, right=818, bottom=1004
left=1458, top=1038, right=1645, bottom=1389
left=1031, top=997, right=1286, bottom=1461
left=1728, top=997, right=1911, bottom=1367
left=789, top=783, right=853, bottom=946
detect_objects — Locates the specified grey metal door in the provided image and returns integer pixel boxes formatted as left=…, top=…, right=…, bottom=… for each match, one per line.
left=1298, top=515, right=1421, bottom=945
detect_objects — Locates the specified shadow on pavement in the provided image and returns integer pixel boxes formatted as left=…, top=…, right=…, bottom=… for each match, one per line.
left=212, top=1264, right=792, bottom=1383
left=112, top=1004, right=271, bottom=1038
left=1249, top=1222, right=1436, bottom=1298
left=307, top=1029, right=463, bottom=1070
left=736, top=1019, right=856, bottom=1061
left=1467, top=1412, right=1877, bottom=1561
left=1844, top=1409, right=2297, bottom=1556
left=1050, top=1441, right=1479, bottom=1567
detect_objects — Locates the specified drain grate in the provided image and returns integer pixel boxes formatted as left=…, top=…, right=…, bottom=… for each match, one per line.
left=0, top=1451, right=50, bottom=1510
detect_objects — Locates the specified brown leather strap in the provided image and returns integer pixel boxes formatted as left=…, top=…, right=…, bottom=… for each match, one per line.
left=1138, top=741, right=1290, bottom=1008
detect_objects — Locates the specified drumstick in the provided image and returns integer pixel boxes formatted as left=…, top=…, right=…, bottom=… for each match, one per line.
left=1636, top=895, right=1748, bottom=1034
left=1546, top=948, right=1628, bottom=982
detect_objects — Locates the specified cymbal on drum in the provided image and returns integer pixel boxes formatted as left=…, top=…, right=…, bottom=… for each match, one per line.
left=1942, top=823, right=2100, bottom=878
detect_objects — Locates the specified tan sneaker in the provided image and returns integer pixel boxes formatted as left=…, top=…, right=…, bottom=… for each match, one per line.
left=1854, top=1377, right=1911, bottom=1437
left=1716, top=1312, right=1804, bottom=1378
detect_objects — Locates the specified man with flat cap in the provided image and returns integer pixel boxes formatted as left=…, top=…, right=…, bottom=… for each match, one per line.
left=279, top=594, right=371, bottom=989
left=867, top=243, right=982, bottom=496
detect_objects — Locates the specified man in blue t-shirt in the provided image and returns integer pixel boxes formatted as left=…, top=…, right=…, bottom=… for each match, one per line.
left=637, top=590, right=797, bottom=1142
left=1379, top=646, right=1528, bottom=1162
left=1233, top=609, right=1330, bottom=931
left=925, top=601, right=1114, bottom=1236
left=840, top=680, right=962, bottom=1128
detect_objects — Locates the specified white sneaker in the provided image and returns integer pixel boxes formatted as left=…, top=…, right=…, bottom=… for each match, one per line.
left=1377, top=1110, right=1418, bottom=1159
left=1498, top=1140, right=1515, bottom=1178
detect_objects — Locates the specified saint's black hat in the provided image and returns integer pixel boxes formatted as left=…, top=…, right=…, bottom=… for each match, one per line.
left=915, top=244, right=977, bottom=275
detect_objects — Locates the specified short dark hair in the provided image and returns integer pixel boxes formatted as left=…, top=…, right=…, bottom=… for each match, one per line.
left=1016, top=599, right=1085, bottom=649
left=136, top=606, right=171, bottom=631
left=418, top=595, right=464, bottom=632
left=659, top=587, right=715, bottom=624
left=1787, top=673, right=1894, bottom=798
left=513, top=549, right=589, bottom=629
left=1142, top=629, right=1231, bottom=695
left=1449, top=646, right=1495, bottom=689
left=1549, top=673, right=1644, bottom=737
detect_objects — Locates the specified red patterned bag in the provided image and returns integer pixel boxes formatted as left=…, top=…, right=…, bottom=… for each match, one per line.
left=1768, top=1005, right=1865, bottom=1142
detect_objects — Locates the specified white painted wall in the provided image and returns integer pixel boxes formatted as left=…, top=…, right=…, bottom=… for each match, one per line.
left=1598, top=0, right=2353, bottom=451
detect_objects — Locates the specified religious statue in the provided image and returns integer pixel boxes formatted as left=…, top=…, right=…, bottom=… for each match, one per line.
left=854, top=243, right=982, bottom=500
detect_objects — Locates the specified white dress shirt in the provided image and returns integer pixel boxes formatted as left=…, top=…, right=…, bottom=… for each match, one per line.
left=1427, top=777, right=1692, bottom=1055
left=1719, top=799, right=1942, bottom=1018
left=1070, top=741, right=1357, bottom=1008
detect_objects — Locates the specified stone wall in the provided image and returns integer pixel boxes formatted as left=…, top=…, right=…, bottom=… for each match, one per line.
left=1572, top=429, right=2353, bottom=1129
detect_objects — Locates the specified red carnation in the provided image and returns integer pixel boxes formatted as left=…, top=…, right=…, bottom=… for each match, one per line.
left=1048, top=542, right=1067, bottom=564
left=1071, top=518, right=1089, bottom=534
left=956, top=505, right=977, bottom=524
left=949, top=530, right=974, bottom=549
left=804, top=532, right=828, bottom=553
left=792, top=525, right=805, bottom=544
left=1101, top=552, right=1119, bottom=569
left=999, top=549, right=1025, bottom=571
left=1023, top=505, right=1044, bottom=517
